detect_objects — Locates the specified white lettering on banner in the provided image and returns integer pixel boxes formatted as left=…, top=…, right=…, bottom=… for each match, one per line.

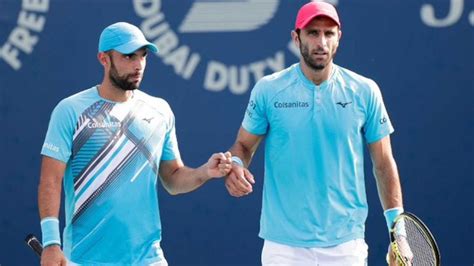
left=204, top=52, right=285, bottom=94
left=0, top=0, right=49, bottom=70
left=421, top=0, right=473, bottom=27
left=133, top=0, right=291, bottom=95
left=139, top=10, right=201, bottom=81
left=133, top=0, right=161, bottom=17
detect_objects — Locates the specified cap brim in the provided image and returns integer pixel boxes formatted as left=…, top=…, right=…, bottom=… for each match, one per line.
left=114, top=40, right=158, bottom=54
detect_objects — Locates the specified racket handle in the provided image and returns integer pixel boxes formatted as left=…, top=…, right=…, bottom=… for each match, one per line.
left=25, top=234, right=43, bottom=257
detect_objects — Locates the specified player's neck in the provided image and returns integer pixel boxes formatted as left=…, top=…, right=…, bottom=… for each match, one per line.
left=98, top=79, right=134, bottom=103
left=300, top=61, right=333, bottom=86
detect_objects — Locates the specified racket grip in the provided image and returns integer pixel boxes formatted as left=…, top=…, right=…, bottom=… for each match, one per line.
left=25, top=234, right=43, bottom=257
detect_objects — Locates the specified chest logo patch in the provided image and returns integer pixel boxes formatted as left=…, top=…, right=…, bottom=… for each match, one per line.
left=336, top=101, right=352, bottom=108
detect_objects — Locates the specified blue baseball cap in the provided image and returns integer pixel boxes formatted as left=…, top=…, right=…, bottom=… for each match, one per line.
left=98, top=22, right=158, bottom=54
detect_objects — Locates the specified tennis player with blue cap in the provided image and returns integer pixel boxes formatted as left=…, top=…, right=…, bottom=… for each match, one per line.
left=37, top=22, right=232, bottom=265
left=224, top=2, right=408, bottom=265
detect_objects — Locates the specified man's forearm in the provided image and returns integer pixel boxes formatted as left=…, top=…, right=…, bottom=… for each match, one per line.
left=162, top=165, right=211, bottom=195
left=38, top=157, right=66, bottom=219
left=374, top=158, right=403, bottom=210
left=38, top=176, right=62, bottom=219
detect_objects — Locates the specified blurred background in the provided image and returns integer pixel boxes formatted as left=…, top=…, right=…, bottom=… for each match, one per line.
left=0, top=0, right=472, bottom=265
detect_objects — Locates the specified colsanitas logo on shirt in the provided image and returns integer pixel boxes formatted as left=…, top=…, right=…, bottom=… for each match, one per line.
left=274, top=101, right=309, bottom=108
left=87, top=121, right=121, bottom=129
left=43, top=142, right=59, bottom=153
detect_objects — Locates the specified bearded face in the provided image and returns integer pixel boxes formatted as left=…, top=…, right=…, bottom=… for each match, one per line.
left=108, top=54, right=142, bottom=91
left=296, top=18, right=340, bottom=72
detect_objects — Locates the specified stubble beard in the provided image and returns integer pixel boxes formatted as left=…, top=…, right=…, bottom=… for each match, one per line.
left=299, top=41, right=336, bottom=72
left=109, top=57, right=140, bottom=91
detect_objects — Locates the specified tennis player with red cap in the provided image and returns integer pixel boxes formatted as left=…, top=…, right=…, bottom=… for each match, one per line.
left=224, top=2, right=407, bottom=265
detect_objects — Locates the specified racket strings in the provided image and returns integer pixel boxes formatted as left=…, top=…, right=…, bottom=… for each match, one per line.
left=395, top=217, right=437, bottom=265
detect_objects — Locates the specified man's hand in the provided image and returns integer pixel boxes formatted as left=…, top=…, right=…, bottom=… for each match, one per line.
left=206, top=152, right=232, bottom=178
left=225, top=164, right=255, bottom=197
left=41, top=245, right=67, bottom=266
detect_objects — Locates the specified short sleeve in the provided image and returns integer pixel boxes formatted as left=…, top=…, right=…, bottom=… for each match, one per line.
left=160, top=104, right=181, bottom=161
left=363, top=79, right=394, bottom=143
left=242, top=80, right=269, bottom=135
left=41, top=100, right=76, bottom=163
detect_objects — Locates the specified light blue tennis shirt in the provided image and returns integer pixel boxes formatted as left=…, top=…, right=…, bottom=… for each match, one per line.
left=41, top=86, right=180, bottom=264
left=242, top=63, right=394, bottom=247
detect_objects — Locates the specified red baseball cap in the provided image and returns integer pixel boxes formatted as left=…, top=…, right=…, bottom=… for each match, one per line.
left=295, top=1, right=341, bottom=30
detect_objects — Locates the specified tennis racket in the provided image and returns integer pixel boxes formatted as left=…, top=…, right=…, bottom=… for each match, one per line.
left=389, top=212, right=440, bottom=266
left=25, top=234, right=43, bottom=257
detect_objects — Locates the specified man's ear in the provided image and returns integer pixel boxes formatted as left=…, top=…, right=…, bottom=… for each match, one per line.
left=97, top=52, right=108, bottom=66
left=291, top=30, right=300, bottom=47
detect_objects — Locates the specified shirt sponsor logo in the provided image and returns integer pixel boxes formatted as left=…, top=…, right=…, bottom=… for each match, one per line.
left=87, top=121, right=121, bottom=129
left=274, top=101, right=309, bottom=108
left=336, top=101, right=352, bottom=108
left=142, top=116, right=155, bottom=124
left=43, top=142, right=59, bottom=153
